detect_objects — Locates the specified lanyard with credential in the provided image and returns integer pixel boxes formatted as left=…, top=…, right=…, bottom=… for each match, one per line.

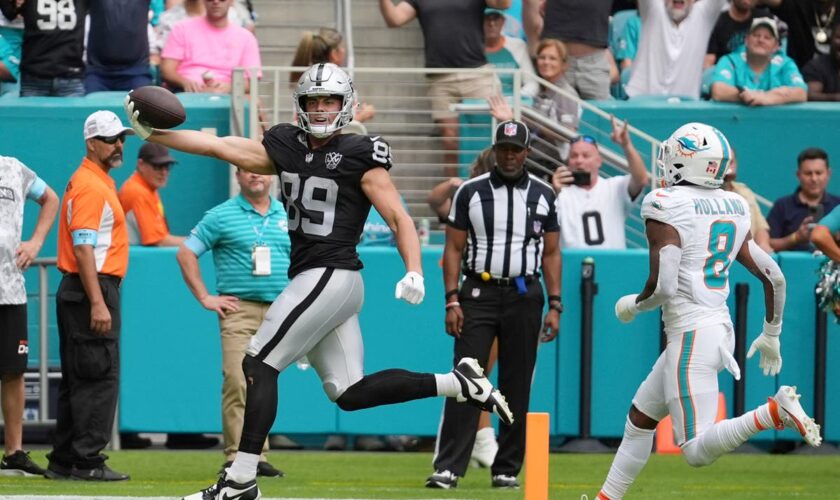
left=247, top=213, right=271, bottom=246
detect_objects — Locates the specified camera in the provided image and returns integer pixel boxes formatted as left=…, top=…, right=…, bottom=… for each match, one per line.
left=571, top=170, right=591, bottom=186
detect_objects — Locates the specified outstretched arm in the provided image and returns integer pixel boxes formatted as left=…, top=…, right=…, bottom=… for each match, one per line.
left=125, top=97, right=275, bottom=174
left=811, top=224, right=840, bottom=261
left=610, top=116, right=649, bottom=198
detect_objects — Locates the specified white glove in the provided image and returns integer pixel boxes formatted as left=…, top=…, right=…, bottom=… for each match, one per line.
left=615, top=294, right=640, bottom=323
left=395, top=271, right=424, bottom=305
left=123, top=94, right=153, bottom=140
left=747, top=321, right=782, bottom=376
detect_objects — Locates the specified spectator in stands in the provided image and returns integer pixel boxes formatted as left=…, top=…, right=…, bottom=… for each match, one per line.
left=0, top=0, right=87, bottom=97
left=710, top=17, right=807, bottom=105
left=160, top=0, right=261, bottom=94
left=768, top=147, right=840, bottom=251
left=487, top=39, right=581, bottom=173
left=484, top=8, right=538, bottom=98
left=803, top=22, right=840, bottom=100
left=290, top=28, right=375, bottom=125
left=47, top=111, right=133, bottom=481
left=0, top=155, right=58, bottom=478
left=119, top=143, right=183, bottom=247
left=522, top=0, right=613, bottom=100
left=762, top=0, right=840, bottom=69
left=722, top=149, right=773, bottom=253
left=378, top=0, right=507, bottom=177
left=176, top=168, right=286, bottom=477
left=552, top=117, right=649, bottom=249
left=85, top=0, right=152, bottom=93
left=0, top=6, right=22, bottom=96
left=154, top=0, right=253, bottom=57
left=612, top=8, right=641, bottom=74
left=625, top=0, right=726, bottom=99
left=705, top=0, right=773, bottom=69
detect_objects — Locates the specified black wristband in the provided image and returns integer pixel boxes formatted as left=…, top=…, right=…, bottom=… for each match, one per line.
left=548, top=294, right=562, bottom=302
left=445, top=289, right=459, bottom=300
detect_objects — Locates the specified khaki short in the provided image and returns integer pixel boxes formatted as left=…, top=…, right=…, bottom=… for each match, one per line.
left=426, top=65, right=501, bottom=121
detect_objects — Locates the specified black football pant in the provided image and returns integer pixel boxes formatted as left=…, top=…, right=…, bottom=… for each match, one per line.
left=49, top=274, right=121, bottom=470
left=433, top=277, right=543, bottom=477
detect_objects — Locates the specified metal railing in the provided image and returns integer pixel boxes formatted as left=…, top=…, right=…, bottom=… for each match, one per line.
left=229, top=65, right=769, bottom=248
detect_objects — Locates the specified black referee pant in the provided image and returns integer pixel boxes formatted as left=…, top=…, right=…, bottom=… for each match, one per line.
left=49, top=274, right=121, bottom=470
left=434, top=277, right=544, bottom=478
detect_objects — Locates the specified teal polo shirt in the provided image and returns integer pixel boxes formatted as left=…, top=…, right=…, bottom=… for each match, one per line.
left=184, top=194, right=290, bottom=302
left=711, top=51, right=807, bottom=92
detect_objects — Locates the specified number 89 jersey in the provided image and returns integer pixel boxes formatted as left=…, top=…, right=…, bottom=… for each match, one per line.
left=641, top=185, right=751, bottom=333
left=263, top=124, right=392, bottom=278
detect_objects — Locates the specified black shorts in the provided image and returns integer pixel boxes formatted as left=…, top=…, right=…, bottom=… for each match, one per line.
left=0, top=303, right=28, bottom=375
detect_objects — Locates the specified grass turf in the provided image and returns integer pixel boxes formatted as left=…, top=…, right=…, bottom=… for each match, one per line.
left=0, top=450, right=838, bottom=499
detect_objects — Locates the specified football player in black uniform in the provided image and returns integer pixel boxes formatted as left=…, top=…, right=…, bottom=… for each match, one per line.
left=125, top=62, right=514, bottom=500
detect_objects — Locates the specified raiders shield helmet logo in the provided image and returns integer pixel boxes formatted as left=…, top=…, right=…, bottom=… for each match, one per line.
left=325, top=152, right=343, bottom=170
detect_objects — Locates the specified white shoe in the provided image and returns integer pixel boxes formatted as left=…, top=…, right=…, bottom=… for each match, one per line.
left=470, top=427, right=498, bottom=468
left=425, top=469, right=458, bottom=489
left=453, top=358, right=514, bottom=425
left=182, top=473, right=261, bottom=500
left=771, top=385, right=822, bottom=447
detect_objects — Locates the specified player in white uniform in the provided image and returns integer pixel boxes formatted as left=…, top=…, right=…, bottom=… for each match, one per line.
left=596, top=123, right=821, bottom=500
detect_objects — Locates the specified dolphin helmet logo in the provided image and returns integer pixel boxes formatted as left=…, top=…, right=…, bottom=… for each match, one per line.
left=675, top=134, right=712, bottom=158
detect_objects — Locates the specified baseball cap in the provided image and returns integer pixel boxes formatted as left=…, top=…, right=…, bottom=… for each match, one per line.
left=750, top=17, right=779, bottom=40
left=494, top=120, right=530, bottom=149
left=138, top=142, right=175, bottom=166
left=484, top=8, right=506, bottom=16
left=84, top=110, right=135, bottom=140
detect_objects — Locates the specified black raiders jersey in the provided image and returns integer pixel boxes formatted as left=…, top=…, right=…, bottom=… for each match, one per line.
left=262, top=124, right=393, bottom=278
left=16, top=0, right=88, bottom=79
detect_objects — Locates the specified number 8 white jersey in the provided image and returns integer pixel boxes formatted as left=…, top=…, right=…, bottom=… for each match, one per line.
left=641, top=185, right=751, bottom=333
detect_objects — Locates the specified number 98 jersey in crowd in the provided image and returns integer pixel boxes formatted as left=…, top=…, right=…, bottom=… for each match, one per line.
left=262, top=123, right=392, bottom=278
left=641, top=185, right=751, bottom=334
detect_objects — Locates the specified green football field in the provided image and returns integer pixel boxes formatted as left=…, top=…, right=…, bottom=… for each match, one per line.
left=1, top=450, right=838, bottom=499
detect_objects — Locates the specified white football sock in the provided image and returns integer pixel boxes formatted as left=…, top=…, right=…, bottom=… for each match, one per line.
left=435, top=372, right=461, bottom=398
left=682, top=403, right=773, bottom=467
left=226, top=452, right=259, bottom=483
left=599, top=417, right=655, bottom=500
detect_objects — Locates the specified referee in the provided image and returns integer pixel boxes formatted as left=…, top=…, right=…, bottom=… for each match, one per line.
left=427, top=119, right=562, bottom=490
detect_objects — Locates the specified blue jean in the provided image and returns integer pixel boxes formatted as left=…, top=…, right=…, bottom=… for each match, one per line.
left=84, top=66, right=152, bottom=93
left=20, top=74, right=85, bottom=97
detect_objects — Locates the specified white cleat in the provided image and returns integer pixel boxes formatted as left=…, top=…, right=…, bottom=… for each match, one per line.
left=182, top=473, right=261, bottom=500
left=453, top=357, right=514, bottom=426
left=771, top=385, right=822, bottom=447
left=470, top=426, right=498, bottom=468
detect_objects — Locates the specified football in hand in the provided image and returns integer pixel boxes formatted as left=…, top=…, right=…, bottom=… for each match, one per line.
left=127, top=86, right=186, bottom=129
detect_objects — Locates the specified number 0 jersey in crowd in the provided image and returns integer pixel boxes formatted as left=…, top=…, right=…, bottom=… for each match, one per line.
left=262, top=124, right=391, bottom=278
left=641, top=185, right=751, bottom=333
left=555, top=174, right=640, bottom=249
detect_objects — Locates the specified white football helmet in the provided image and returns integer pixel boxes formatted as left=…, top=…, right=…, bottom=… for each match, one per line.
left=293, top=63, right=356, bottom=138
left=657, top=122, right=732, bottom=189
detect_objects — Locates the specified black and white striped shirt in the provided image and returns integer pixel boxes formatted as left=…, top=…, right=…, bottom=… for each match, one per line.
left=448, top=170, right=559, bottom=278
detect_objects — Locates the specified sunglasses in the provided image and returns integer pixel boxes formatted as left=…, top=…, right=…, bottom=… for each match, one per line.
left=150, top=163, right=174, bottom=170
left=570, top=135, right=597, bottom=146
left=96, top=135, right=126, bottom=145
